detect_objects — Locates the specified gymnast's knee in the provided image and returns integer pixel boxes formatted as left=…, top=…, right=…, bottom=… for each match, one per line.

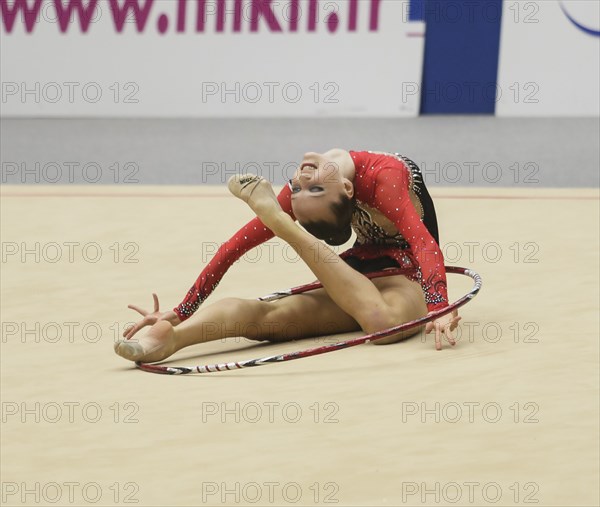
left=359, top=308, right=399, bottom=336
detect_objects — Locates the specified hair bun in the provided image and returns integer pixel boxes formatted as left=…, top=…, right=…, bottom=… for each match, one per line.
left=326, top=225, right=352, bottom=246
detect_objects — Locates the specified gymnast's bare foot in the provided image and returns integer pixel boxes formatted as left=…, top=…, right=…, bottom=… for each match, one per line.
left=114, top=321, right=176, bottom=363
left=228, top=174, right=293, bottom=234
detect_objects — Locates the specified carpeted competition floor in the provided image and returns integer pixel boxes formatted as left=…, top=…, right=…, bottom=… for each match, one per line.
left=1, top=182, right=598, bottom=506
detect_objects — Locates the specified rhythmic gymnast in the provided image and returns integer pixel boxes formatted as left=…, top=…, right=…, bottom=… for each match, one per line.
left=114, top=149, right=461, bottom=363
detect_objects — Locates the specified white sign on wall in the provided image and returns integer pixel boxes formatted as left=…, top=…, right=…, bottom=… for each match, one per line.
left=0, top=0, right=426, bottom=117
left=497, top=0, right=600, bottom=117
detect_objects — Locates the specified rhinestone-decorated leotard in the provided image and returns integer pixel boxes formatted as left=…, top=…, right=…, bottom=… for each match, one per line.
left=174, top=151, right=448, bottom=320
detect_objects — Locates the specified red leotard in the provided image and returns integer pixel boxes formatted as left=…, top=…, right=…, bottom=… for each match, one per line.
left=174, top=151, right=449, bottom=321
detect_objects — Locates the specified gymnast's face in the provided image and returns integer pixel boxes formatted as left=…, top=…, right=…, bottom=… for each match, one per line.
left=289, top=150, right=354, bottom=225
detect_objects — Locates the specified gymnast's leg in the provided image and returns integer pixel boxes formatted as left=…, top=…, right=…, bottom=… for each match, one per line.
left=114, top=287, right=362, bottom=363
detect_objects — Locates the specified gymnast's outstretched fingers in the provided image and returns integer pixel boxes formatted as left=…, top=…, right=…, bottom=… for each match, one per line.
left=426, top=310, right=461, bottom=351
left=123, top=293, right=180, bottom=340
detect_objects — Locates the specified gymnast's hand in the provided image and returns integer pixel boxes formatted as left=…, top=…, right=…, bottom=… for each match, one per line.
left=425, top=310, right=461, bottom=351
left=123, top=293, right=181, bottom=340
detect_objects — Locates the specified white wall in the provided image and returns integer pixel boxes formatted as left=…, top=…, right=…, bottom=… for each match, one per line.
left=497, top=0, right=600, bottom=117
left=0, top=0, right=425, bottom=117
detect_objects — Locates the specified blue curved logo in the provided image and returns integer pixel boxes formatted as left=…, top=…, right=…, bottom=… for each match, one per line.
left=560, top=1, right=600, bottom=37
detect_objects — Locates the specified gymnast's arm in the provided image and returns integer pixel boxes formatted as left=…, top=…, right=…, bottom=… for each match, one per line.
left=372, top=168, right=449, bottom=312
left=122, top=185, right=294, bottom=339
